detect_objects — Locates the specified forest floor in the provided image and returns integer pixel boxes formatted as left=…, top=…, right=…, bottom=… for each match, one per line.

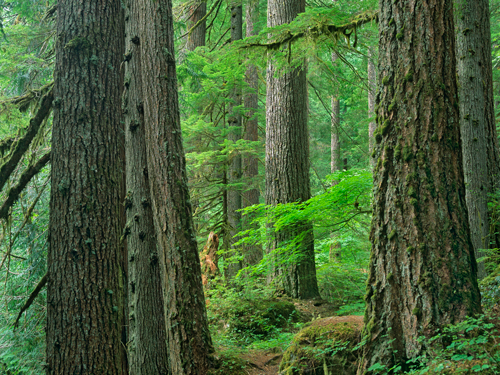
left=223, top=298, right=347, bottom=375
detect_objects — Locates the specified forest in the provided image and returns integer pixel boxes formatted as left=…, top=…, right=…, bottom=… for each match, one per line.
left=0, top=0, right=499, bottom=374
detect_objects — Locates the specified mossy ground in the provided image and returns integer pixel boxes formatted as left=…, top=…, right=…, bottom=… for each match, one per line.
left=279, top=315, right=363, bottom=375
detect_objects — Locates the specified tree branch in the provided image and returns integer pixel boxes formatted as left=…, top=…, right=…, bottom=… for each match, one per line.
left=14, top=273, right=48, bottom=329
left=0, top=89, right=53, bottom=193
left=0, top=152, right=50, bottom=221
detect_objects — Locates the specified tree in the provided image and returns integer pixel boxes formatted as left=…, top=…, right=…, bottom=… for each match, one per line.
left=367, top=47, right=376, bottom=166
left=266, top=0, right=320, bottom=299
left=46, top=0, right=127, bottom=373
left=137, top=0, right=214, bottom=372
left=226, top=2, right=244, bottom=279
left=187, top=0, right=207, bottom=51
left=242, top=0, right=262, bottom=268
left=359, top=0, right=481, bottom=371
left=122, top=0, right=169, bottom=372
left=455, top=0, right=500, bottom=279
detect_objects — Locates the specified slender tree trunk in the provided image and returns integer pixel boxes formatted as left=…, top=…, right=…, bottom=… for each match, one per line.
left=329, top=93, right=341, bottom=262
left=123, top=1, right=169, bottom=373
left=46, top=1, right=127, bottom=373
left=242, top=0, right=262, bottom=268
left=266, top=0, right=320, bottom=299
left=187, top=1, right=206, bottom=51
left=455, top=0, right=500, bottom=279
left=359, top=0, right=481, bottom=371
left=226, top=4, right=243, bottom=279
left=137, top=0, right=214, bottom=373
left=368, top=47, right=377, bottom=166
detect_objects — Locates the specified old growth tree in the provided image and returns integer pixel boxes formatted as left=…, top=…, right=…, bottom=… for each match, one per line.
left=360, top=0, right=481, bottom=371
left=46, top=0, right=127, bottom=373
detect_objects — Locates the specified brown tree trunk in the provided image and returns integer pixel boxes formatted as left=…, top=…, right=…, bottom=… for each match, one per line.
left=368, top=47, right=377, bottom=167
left=187, top=1, right=206, bottom=51
left=242, top=0, right=262, bottom=268
left=455, top=0, right=500, bottom=279
left=46, top=1, right=127, bottom=373
left=137, top=0, right=214, bottom=373
left=359, top=0, right=482, bottom=371
left=123, top=1, right=169, bottom=373
left=266, top=0, right=320, bottom=299
left=329, top=94, right=341, bottom=262
left=226, top=4, right=244, bottom=279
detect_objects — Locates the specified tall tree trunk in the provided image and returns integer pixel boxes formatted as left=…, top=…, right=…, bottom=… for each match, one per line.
left=242, top=0, right=262, bottom=268
left=187, top=1, right=206, bottom=51
left=226, top=4, right=243, bottom=279
left=46, top=1, right=127, bottom=373
left=455, top=0, right=500, bottom=279
left=368, top=47, right=376, bottom=166
left=137, top=0, right=214, bottom=373
left=123, top=1, right=169, bottom=373
left=329, top=93, right=341, bottom=262
left=266, top=0, right=320, bottom=299
left=359, top=0, right=481, bottom=371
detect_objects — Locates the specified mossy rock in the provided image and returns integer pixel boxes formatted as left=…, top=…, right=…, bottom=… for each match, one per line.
left=229, top=299, right=297, bottom=337
left=279, top=316, right=363, bottom=375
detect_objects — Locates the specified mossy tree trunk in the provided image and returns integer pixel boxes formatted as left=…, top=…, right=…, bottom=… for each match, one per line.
left=137, top=0, right=214, bottom=373
left=266, top=0, right=320, bottom=299
left=359, top=0, right=482, bottom=371
left=122, top=1, right=169, bottom=373
left=242, top=0, right=262, bottom=269
left=46, top=0, right=127, bottom=373
left=455, top=0, right=500, bottom=279
left=186, top=1, right=206, bottom=51
left=226, top=3, right=243, bottom=280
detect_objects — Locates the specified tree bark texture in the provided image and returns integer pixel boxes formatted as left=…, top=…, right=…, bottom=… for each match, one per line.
left=266, top=0, right=320, bottom=299
left=455, top=0, right=500, bottom=279
left=242, top=0, right=262, bottom=268
left=46, top=1, right=127, bottom=373
left=226, top=4, right=244, bottom=279
left=331, top=97, right=340, bottom=182
left=187, top=1, right=207, bottom=51
left=359, top=0, right=482, bottom=371
left=368, top=48, right=377, bottom=167
left=123, top=2, right=169, bottom=373
left=136, top=0, right=214, bottom=373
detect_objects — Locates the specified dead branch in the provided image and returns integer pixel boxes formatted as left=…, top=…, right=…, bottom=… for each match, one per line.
left=14, top=273, right=48, bottom=329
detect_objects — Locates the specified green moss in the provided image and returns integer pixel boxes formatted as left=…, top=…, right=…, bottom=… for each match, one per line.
left=64, top=36, right=90, bottom=52
left=412, top=307, right=421, bottom=316
left=431, top=133, right=438, bottom=142
left=404, top=70, right=413, bottom=82
left=382, top=76, right=390, bottom=85
left=279, top=318, right=362, bottom=375
left=410, top=198, right=418, bottom=208
left=387, top=273, right=394, bottom=282
left=408, top=186, right=416, bottom=198
left=388, top=229, right=397, bottom=240
left=403, top=145, right=412, bottom=161
left=406, top=246, right=414, bottom=253
left=388, top=18, right=395, bottom=26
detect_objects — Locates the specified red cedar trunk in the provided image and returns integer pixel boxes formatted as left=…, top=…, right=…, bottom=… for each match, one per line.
left=455, top=0, right=500, bottom=279
left=187, top=1, right=207, bottom=51
left=359, top=0, right=481, bottom=371
left=123, top=1, right=169, bottom=373
left=266, top=0, right=320, bottom=299
left=136, top=0, right=214, bottom=373
left=226, top=4, right=244, bottom=279
left=46, top=0, right=127, bottom=373
left=242, top=0, right=263, bottom=268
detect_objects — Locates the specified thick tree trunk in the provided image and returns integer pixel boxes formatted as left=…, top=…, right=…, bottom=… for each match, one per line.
left=137, top=0, right=214, bottom=373
left=242, top=0, right=262, bottom=268
left=123, top=2, right=169, bottom=373
left=359, top=0, right=481, bottom=371
left=187, top=1, right=206, bottom=51
left=266, top=0, right=320, bottom=299
left=226, top=4, right=243, bottom=279
left=368, top=48, right=376, bottom=167
left=455, top=0, right=500, bottom=279
left=46, top=1, right=127, bottom=373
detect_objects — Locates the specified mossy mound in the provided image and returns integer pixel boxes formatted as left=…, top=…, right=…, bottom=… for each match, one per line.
left=208, top=353, right=248, bottom=375
left=279, top=315, right=363, bottom=375
left=228, top=298, right=298, bottom=337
